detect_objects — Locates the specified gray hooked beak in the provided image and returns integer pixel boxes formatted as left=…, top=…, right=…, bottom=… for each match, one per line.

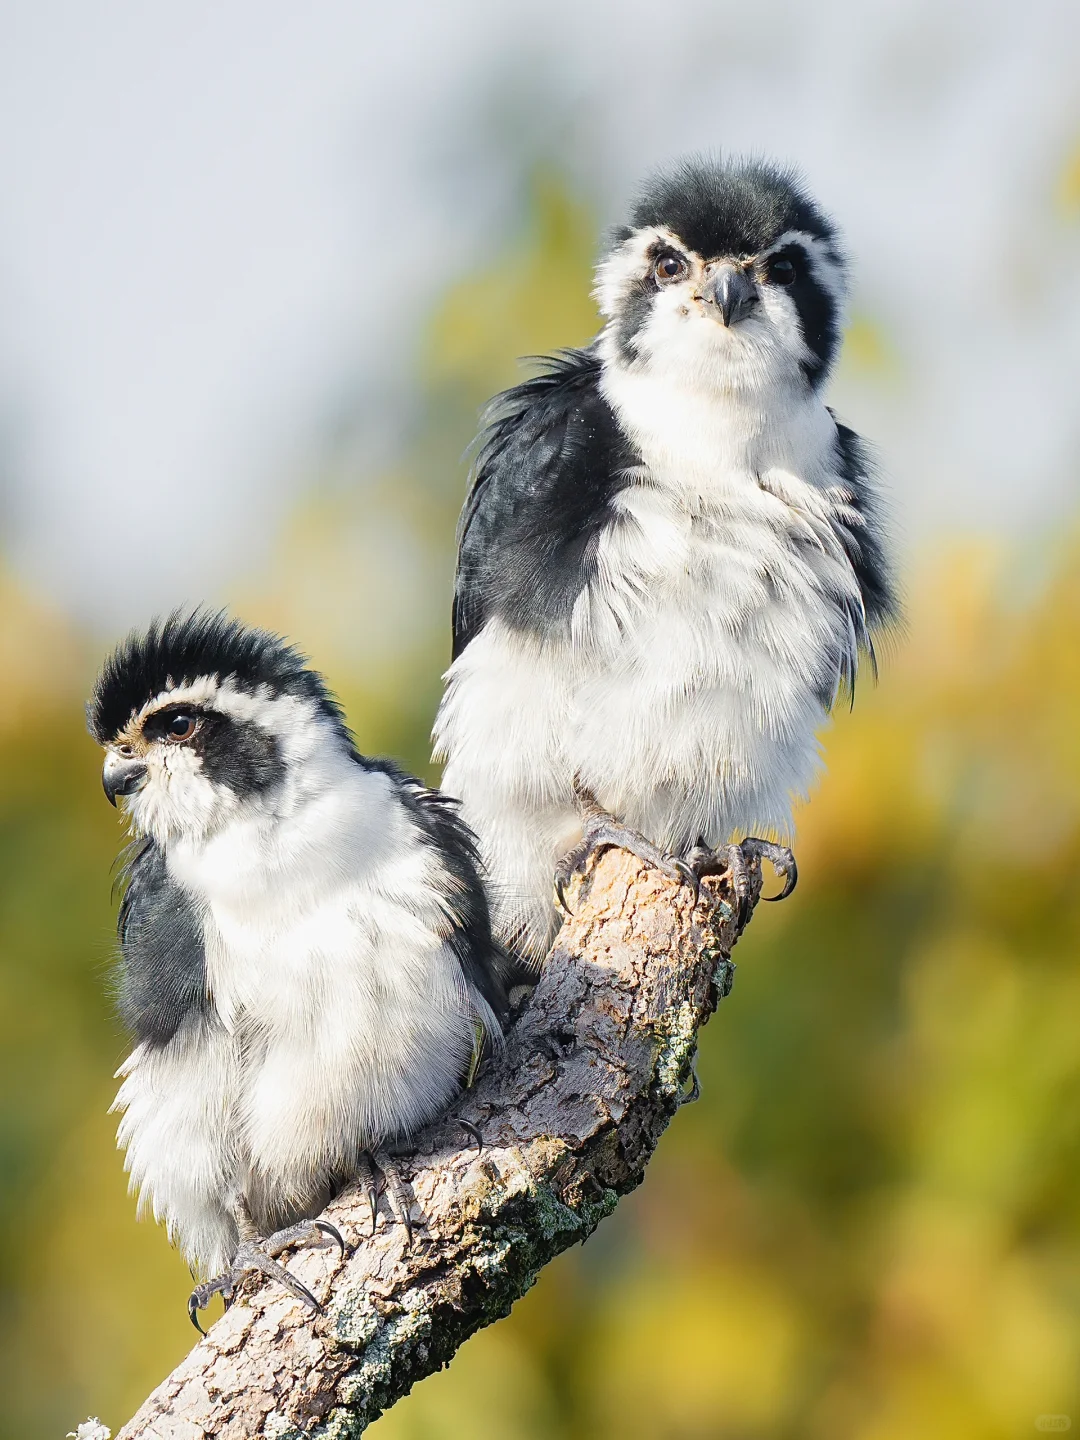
left=102, top=751, right=147, bottom=806
left=701, top=264, right=758, bottom=327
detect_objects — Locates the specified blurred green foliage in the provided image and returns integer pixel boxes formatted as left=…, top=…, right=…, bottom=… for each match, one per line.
left=0, top=171, right=1077, bottom=1440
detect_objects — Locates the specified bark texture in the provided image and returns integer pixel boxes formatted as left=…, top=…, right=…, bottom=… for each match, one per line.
left=116, top=849, right=760, bottom=1439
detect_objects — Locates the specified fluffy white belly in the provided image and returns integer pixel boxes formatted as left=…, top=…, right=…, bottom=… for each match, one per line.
left=150, top=798, right=477, bottom=1240
left=437, top=468, right=863, bottom=958
left=570, top=480, right=857, bottom=844
left=445, top=479, right=855, bottom=825
left=115, top=897, right=477, bottom=1270
left=208, top=897, right=474, bottom=1169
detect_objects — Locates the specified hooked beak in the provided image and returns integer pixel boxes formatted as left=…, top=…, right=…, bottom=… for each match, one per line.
left=102, top=751, right=147, bottom=806
left=701, top=263, right=758, bottom=327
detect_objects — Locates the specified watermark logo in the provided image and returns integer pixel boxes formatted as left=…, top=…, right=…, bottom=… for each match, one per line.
left=1036, top=1417, right=1071, bottom=1433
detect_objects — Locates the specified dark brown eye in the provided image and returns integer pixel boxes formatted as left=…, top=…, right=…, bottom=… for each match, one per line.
left=767, top=256, right=797, bottom=286
left=165, top=713, right=197, bottom=742
left=654, top=252, right=688, bottom=284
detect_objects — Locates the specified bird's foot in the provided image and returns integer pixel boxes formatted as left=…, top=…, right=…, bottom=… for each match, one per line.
left=554, top=804, right=693, bottom=914
left=187, top=1219, right=345, bottom=1334
left=683, top=837, right=798, bottom=931
left=357, top=1149, right=415, bottom=1248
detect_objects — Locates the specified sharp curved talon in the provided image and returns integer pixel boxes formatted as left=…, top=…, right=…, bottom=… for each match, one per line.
left=289, top=1274, right=322, bottom=1314
left=456, top=1118, right=484, bottom=1154
left=673, top=859, right=700, bottom=903
left=314, top=1220, right=347, bottom=1258
left=766, top=875, right=800, bottom=898
left=361, top=1149, right=416, bottom=1249
left=358, top=1153, right=380, bottom=1235
left=188, top=1296, right=207, bottom=1335
left=554, top=869, right=576, bottom=915
left=763, top=862, right=798, bottom=902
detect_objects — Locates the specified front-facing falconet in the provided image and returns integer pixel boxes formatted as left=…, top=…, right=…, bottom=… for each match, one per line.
left=435, top=156, right=897, bottom=963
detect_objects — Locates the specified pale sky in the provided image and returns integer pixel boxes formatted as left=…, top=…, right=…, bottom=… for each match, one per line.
left=0, top=0, right=1078, bottom=626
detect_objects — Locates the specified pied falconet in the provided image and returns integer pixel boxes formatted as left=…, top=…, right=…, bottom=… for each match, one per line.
left=434, top=156, right=897, bottom=964
left=89, top=611, right=507, bottom=1327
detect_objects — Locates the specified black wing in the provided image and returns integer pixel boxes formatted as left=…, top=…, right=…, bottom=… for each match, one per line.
left=830, top=417, right=899, bottom=635
left=114, top=839, right=210, bottom=1047
left=452, top=347, right=638, bottom=660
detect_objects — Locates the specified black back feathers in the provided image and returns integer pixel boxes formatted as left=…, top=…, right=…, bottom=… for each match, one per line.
left=88, top=609, right=348, bottom=743
left=115, top=839, right=210, bottom=1047
left=831, top=419, right=898, bottom=633
left=453, top=348, right=636, bottom=658
left=616, top=156, right=841, bottom=264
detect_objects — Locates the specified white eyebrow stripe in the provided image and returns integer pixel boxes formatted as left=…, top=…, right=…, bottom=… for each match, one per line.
left=134, top=676, right=313, bottom=732
left=760, top=229, right=830, bottom=258
left=134, top=675, right=223, bottom=728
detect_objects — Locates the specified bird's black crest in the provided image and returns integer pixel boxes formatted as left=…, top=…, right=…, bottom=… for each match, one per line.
left=88, top=609, right=348, bottom=743
left=614, top=156, right=841, bottom=263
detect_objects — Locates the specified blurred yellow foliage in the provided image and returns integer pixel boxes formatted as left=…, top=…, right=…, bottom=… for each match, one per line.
left=1, top=172, right=1077, bottom=1440
left=0, top=565, right=85, bottom=734
left=424, top=166, right=601, bottom=403
left=838, top=314, right=900, bottom=381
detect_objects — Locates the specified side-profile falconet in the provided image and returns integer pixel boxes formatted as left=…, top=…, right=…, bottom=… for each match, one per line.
left=89, top=611, right=507, bottom=1327
left=435, top=156, right=897, bottom=964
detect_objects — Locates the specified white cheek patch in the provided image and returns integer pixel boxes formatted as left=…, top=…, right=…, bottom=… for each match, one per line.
left=593, top=226, right=701, bottom=321
left=128, top=743, right=238, bottom=846
left=754, top=285, right=814, bottom=367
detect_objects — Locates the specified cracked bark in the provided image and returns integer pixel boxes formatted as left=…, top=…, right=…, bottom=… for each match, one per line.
left=115, top=848, right=761, bottom=1440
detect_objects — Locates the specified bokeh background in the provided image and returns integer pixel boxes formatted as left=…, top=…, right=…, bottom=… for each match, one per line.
left=1, top=2, right=1079, bottom=1436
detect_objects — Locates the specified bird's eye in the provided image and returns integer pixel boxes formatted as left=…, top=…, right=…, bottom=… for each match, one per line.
left=653, top=253, right=688, bottom=284
left=767, top=256, right=797, bottom=286
left=165, top=714, right=197, bottom=742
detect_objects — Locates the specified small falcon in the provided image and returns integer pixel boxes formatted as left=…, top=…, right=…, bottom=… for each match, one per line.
left=89, top=611, right=507, bottom=1329
left=435, top=156, right=897, bottom=964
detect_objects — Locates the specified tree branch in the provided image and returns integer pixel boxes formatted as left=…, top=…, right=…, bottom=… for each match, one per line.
left=115, top=850, right=758, bottom=1439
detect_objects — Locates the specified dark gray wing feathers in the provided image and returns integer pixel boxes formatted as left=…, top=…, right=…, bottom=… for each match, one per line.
left=452, top=348, right=637, bottom=659
left=831, top=417, right=898, bottom=634
left=115, top=840, right=209, bottom=1047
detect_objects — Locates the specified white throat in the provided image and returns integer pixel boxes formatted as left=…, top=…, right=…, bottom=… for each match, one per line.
left=165, top=745, right=399, bottom=922
left=597, top=338, right=838, bottom=492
